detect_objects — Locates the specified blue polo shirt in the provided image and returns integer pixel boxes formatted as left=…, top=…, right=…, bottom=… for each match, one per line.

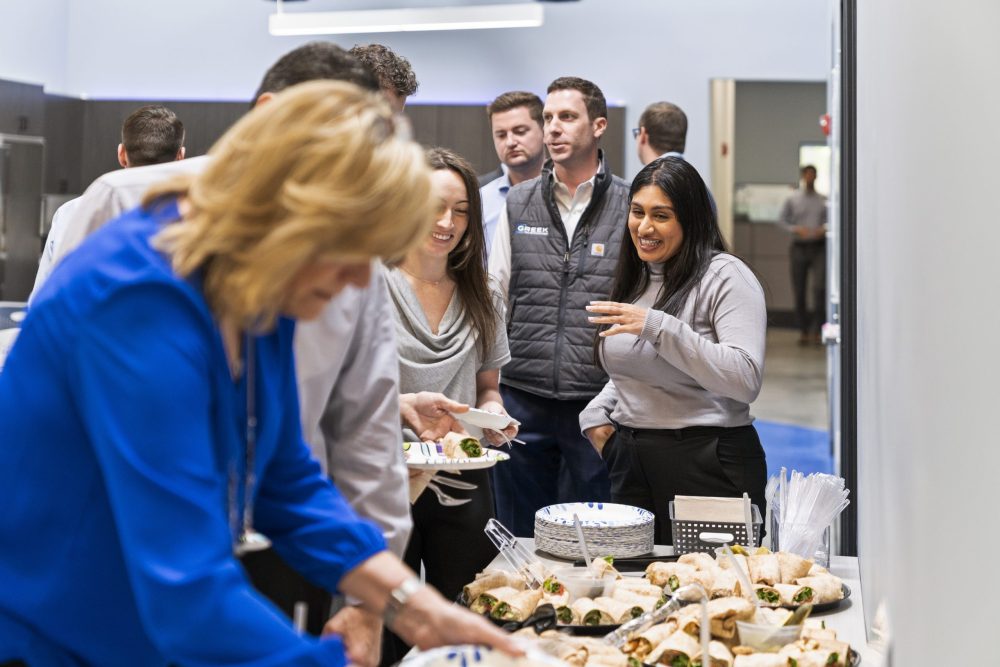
left=480, top=168, right=512, bottom=262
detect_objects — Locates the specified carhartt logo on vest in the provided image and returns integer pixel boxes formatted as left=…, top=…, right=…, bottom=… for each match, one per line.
left=590, top=243, right=606, bottom=257
left=514, top=223, right=549, bottom=236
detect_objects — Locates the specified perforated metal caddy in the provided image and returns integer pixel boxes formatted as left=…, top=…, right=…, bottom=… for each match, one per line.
left=668, top=501, right=763, bottom=555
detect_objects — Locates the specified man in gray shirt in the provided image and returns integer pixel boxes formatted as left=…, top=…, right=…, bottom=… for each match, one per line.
left=780, top=164, right=828, bottom=345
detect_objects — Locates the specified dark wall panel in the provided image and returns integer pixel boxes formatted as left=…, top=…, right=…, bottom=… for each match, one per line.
left=0, top=79, right=44, bottom=136
left=44, top=94, right=85, bottom=194
left=79, top=100, right=246, bottom=187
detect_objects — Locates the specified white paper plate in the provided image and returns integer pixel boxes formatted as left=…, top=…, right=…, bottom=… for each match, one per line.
left=402, top=645, right=567, bottom=667
left=455, top=407, right=520, bottom=431
left=535, top=502, right=655, bottom=528
left=404, top=443, right=510, bottom=471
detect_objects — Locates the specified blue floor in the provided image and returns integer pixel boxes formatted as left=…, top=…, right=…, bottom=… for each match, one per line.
left=755, top=420, right=833, bottom=477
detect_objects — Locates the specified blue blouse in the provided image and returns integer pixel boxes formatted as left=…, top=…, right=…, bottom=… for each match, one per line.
left=0, top=201, right=386, bottom=666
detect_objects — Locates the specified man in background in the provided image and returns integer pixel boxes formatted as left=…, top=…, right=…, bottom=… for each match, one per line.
left=634, top=100, right=687, bottom=165
left=780, top=164, right=828, bottom=345
left=479, top=91, right=545, bottom=260
left=489, top=77, right=629, bottom=536
left=349, top=43, right=418, bottom=113
left=31, top=104, right=185, bottom=297
left=37, top=42, right=425, bottom=666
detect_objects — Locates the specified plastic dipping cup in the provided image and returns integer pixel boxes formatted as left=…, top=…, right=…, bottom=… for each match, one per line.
left=549, top=566, right=616, bottom=601
left=735, top=620, right=802, bottom=652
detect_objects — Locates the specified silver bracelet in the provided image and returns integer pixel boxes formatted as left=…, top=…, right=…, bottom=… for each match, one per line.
left=383, top=576, right=424, bottom=630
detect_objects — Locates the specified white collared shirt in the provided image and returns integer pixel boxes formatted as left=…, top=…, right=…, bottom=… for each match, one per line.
left=489, top=169, right=597, bottom=303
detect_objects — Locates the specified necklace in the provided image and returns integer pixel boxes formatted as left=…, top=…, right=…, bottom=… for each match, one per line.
left=400, top=264, right=449, bottom=287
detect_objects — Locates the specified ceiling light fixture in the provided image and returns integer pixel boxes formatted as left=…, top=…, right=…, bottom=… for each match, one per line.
left=269, top=3, right=545, bottom=36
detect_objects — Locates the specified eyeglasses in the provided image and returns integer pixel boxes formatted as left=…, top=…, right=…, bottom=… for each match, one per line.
left=631, top=128, right=641, bottom=139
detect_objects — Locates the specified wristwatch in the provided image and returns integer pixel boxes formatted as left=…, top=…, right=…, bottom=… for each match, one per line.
left=383, top=576, right=424, bottom=629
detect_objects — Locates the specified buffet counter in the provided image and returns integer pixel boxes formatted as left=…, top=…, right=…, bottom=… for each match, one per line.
left=483, top=539, right=884, bottom=666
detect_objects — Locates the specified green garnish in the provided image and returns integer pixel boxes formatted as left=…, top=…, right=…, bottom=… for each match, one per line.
left=602, top=555, right=614, bottom=564
left=789, top=660, right=798, bottom=667
left=543, top=577, right=565, bottom=595
left=655, top=594, right=669, bottom=609
left=490, top=602, right=511, bottom=620
left=667, top=575, right=680, bottom=591
left=793, top=587, right=814, bottom=603
left=470, top=594, right=497, bottom=614
left=670, top=656, right=691, bottom=667
left=556, top=606, right=573, bottom=624
left=628, top=658, right=641, bottom=667
left=826, top=654, right=839, bottom=665
left=630, top=606, right=643, bottom=619
left=459, top=438, right=483, bottom=457
left=584, top=610, right=603, bottom=626
left=756, top=589, right=780, bottom=604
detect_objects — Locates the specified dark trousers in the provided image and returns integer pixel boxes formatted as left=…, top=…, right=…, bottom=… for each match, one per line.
left=790, top=240, right=826, bottom=335
left=241, top=548, right=333, bottom=637
left=382, top=469, right=497, bottom=666
left=605, top=424, right=767, bottom=545
left=492, top=385, right=611, bottom=538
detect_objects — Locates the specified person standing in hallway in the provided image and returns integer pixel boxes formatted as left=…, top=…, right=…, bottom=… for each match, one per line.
left=31, top=104, right=186, bottom=298
left=780, top=164, right=827, bottom=345
left=489, top=77, right=630, bottom=537
left=582, top=156, right=767, bottom=545
left=479, top=91, right=546, bottom=260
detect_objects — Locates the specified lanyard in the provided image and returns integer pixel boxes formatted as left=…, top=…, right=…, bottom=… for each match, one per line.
left=231, top=333, right=270, bottom=555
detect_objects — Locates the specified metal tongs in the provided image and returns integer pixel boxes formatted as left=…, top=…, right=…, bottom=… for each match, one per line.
left=603, top=582, right=711, bottom=663
left=484, top=518, right=547, bottom=590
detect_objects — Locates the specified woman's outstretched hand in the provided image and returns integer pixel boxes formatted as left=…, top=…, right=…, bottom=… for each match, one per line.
left=586, top=301, right=649, bottom=337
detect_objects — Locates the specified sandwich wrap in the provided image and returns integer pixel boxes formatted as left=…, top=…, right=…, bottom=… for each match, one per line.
left=753, top=584, right=783, bottom=607
left=776, top=552, right=813, bottom=584
left=470, top=586, right=520, bottom=614
left=464, top=572, right=526, bottom=603
left=570, top=597, right=615, bottom=626
left=706, top=596, right=756, bottom=639
left=748, top=554, right=781, bottom=586
left=794, top=574, right=843, bottom=603
left=774, top=583, right=815, bottom=606
left=441, top=432, right=483, bottom=458
left=490, top=588, right=543, bottom=622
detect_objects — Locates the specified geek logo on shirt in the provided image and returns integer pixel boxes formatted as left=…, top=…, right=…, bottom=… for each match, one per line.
left=514, top=223, right=549, bottom=236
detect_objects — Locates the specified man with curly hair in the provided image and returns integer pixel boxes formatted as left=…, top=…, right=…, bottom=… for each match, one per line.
left=349, top=44, right=418, bottom=113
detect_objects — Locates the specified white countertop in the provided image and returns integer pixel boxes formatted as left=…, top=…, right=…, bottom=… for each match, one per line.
left=484, top=539, right=884, bottom=666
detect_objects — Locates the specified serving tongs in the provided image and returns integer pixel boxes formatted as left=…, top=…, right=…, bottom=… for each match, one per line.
left=484, top=518, right=547, bottom=590
left=603, top=582, right=711, bottom=664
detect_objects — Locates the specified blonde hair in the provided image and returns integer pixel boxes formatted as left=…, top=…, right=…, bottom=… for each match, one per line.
left=147, top=80, right=433, bottom=330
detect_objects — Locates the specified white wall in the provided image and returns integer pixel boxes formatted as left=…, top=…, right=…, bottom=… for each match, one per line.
left=0, top=0, right=69, bottom=91
left=54, top=0, right=829, bottom=179
left=856, top=0, right=1000, bottom=661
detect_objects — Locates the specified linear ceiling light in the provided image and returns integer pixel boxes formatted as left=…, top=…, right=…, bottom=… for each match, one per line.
left=269, top=3, right=545, bottom=36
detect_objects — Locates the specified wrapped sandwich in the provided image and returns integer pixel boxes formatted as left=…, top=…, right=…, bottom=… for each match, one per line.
left=490, top=588, right=543, bottom=622
left=611, top=587, right=661, bottom=614
left=646, top=562, right=711, bottom=593
left=647, top=629, right=701, bottom=666
left=594, top=596, right=641, bottom=623
left=616, top=578, right=668, bottom=598
left=776, top=552, right=813, bottom=584
left=704, top=641, right=735, bottom=667
left=716, top=552, right=751, bottom=579
left=706, top=596, right=755, bottom=639
left=777, top=637, right=850, bottom=667
left=470, top=586, right=520, bottom=614
left=441, top=431, right=483, bottom=458
left=622, top=621, right=679, bottom=661
left=464, top=571, right=526, bottom=603
left=590, top=556, right=622, bottom=579
left=773, top=583, right=815, bottom=606
left=733, top=655, right=793, bottom=666
left=753, top=584, right=783, bottom=608
left=678, top=552, right=717, bottom=571
left=794, top=574, right=843, bottom=604
left=570, top=597, right=615, bottom=626
left=748, top=554, right=781, bottom=586
left=709, top=567, right=742, bottom=599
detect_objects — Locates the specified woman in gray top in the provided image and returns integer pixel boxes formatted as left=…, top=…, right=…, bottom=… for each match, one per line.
left=581, top=156, right=767, bottom=545
left=386, top=148, right=517, bottom=607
